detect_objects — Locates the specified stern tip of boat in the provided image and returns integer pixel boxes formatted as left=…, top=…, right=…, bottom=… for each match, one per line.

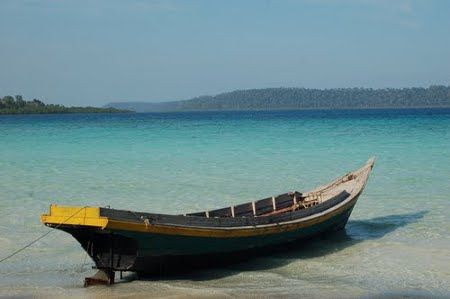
left=40, top=205, right=109, bottom=228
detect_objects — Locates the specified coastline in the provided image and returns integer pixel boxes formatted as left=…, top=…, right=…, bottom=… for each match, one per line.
left=103, top=106, right=450, bottom=114
left=0, top=109, right=133, bottom=115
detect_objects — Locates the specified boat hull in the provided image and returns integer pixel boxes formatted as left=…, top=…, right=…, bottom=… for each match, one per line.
left=60, top=201, right=356, bottom=275
left=127, top=203, right=355, bottom=275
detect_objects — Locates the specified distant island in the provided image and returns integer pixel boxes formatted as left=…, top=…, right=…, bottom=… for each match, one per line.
left=106, top=85, right=450, bottom=112
left=0, top=95, right=131, bottom=115
left=4, top=86, right=450, bottom=115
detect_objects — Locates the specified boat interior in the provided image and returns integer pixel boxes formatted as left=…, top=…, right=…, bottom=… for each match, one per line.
left=186, top=191, right=307, bottom=218
left=185, top=171, right=359, bottom=219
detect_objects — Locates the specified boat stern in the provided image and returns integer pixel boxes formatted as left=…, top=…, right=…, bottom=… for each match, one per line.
left=41, top=205, right=109, bottom=229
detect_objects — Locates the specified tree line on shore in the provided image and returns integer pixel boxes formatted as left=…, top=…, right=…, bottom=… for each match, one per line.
left=0, top=95, right=131, bottom=114
left=107, top=85, right=450, bottom=112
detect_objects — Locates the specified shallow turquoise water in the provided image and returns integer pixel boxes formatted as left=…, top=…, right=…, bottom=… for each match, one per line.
left=0, top=109, right=449, bottom=298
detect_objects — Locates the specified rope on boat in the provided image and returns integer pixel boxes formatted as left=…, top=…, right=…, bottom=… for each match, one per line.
left=0, top=206, right=88, bottom=264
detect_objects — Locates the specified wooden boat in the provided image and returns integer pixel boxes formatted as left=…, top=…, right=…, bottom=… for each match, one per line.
left=41, top=158, right=374, bottom=285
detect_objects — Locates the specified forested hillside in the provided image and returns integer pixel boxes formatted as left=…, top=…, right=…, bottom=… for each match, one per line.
left=106, top=85, right=450, bottom=112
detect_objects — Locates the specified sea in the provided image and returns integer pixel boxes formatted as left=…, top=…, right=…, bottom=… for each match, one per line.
left=0, top=109, right=449, bottom=298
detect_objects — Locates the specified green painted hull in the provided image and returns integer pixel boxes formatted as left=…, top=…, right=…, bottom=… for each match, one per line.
left=61, top=203, right=355, bottom=275
left=120, top=205, right=353, bottom=256
left=104, top=204, right=355, bottom=274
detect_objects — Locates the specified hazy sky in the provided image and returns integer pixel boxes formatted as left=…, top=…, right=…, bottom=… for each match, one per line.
left=1, top=0, right=449, bottom=106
